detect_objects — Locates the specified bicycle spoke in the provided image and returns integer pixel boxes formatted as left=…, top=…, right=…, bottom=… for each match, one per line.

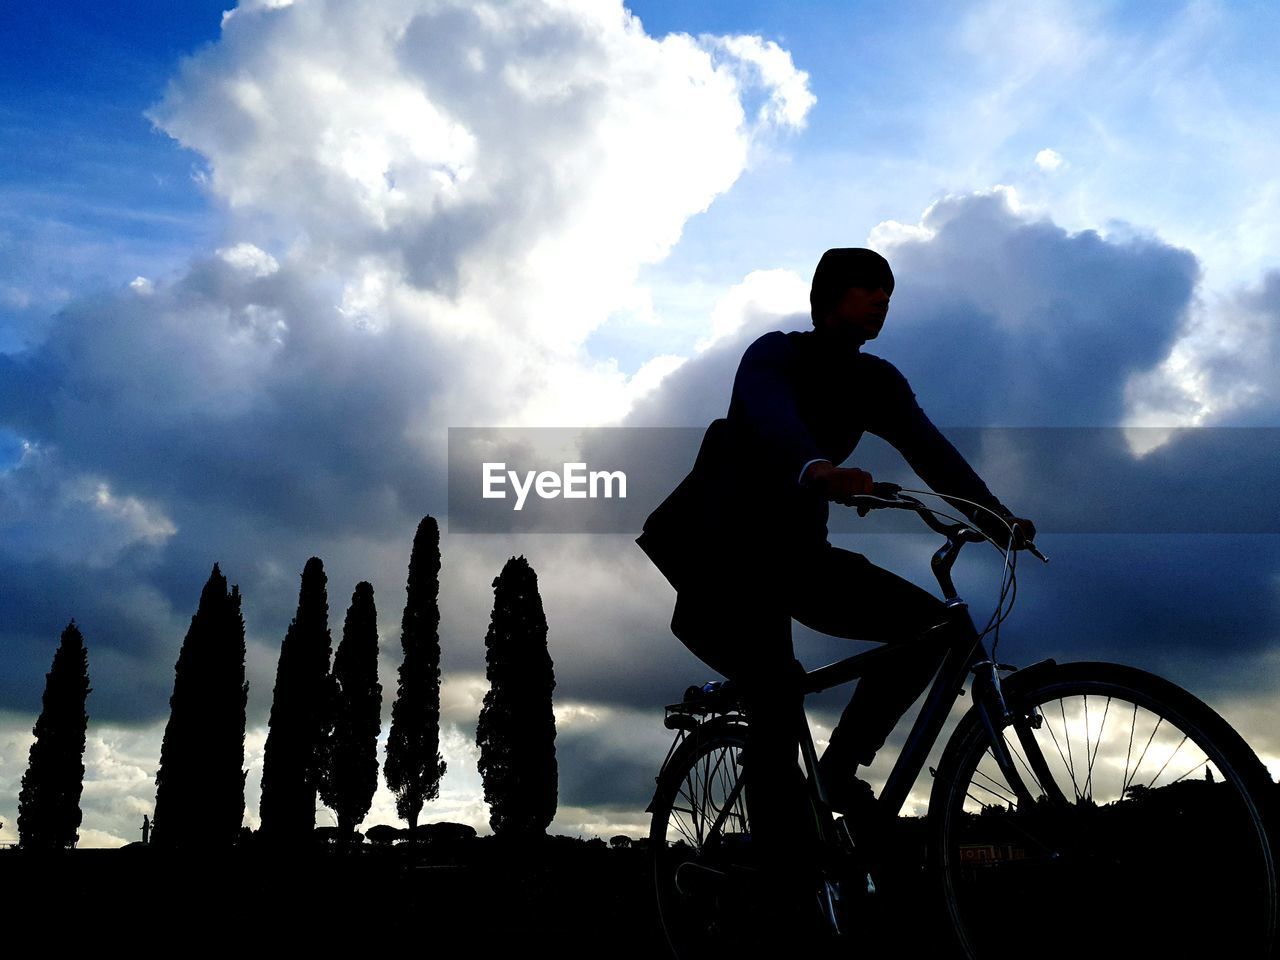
left=1124, top=715, right=1163, bottom=798
left=964, top=779, right=1016, bottom=808
left=1083, top=696, right=1111, bottom=802
left=1146, top=733, right=1188, bottom=790
left=971, top=761, right=1019, bottom=807
left=675, top=781, right=702, bottom=843
left=1060, top=698, right=1079, bottom=796
left=1082, top=694, right=1090, bottom=797
left=1042, top=704, right=1079, bottom=800
left=1123, top=701, right=1137, bottom=802
left=1002, top=730, right=1048, bottom=801
left=1166, top=757, right=1211, bottom=786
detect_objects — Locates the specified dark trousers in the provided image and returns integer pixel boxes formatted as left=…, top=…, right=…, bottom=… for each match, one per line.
left=669, top=544, right=949, bottom=920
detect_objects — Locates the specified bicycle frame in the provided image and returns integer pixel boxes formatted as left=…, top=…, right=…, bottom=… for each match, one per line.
left=650, top=492, right=1054, bottom=863
left=800, top=601, right=984, bottom=818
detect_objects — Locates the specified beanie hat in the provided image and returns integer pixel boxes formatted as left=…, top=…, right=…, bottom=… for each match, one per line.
left=810, top=248, right=895, bottom=324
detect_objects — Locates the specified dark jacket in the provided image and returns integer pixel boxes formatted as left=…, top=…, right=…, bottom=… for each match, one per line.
left=637, top=329, right=1008, bottom=593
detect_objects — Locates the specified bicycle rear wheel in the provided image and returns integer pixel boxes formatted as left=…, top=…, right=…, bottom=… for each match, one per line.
left=929, top=661, right=1277, bottom=960
left=648, top=717, right=758, bottom=957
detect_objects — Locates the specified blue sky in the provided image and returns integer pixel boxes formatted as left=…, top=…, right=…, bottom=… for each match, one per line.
left=2, top=0, right=1279, bottom=846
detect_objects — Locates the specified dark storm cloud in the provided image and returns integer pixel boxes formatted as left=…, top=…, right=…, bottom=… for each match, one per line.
left=0, top=553, right=179, bottom=722
left=878, top=192, right=1199, bottom=425
left=556, top=724, right=661, bottom=809
left=0, top=255, right=468, bottom=723
left=1, top=258, right=452, bottom=533
left=629, top=191, right=1201, bottom=430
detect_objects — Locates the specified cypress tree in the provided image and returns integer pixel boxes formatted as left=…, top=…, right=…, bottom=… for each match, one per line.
left=18, top=621, right=92, bottom=850
left=259, top=557, right=333, bottom=844
left=476, top=555, right=558, bottom=837
left=319, top=581, right=382, bottom=840
left=153, top=564, right=248, bottom=849
left=385, top=517, right=447, bottom=832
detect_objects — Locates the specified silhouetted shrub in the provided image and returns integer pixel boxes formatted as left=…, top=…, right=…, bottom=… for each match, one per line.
left=414, top=821, right=478, bottom=845
left=365, top=824, right=404, bottom=846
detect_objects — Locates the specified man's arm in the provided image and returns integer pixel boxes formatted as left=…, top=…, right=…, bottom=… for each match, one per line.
left=868, top=359, right=1033, bottom=542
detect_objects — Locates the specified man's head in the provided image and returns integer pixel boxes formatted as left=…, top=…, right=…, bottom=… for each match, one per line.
left=810, top=247, right=894, bottom=343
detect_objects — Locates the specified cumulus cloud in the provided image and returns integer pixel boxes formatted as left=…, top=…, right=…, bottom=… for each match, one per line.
left=1127, top=270, right=1280, bottom=427
left=151, top=0, right=813, bottom=361
left=1035, top=147, right=1064, bottom=171
left=705, top=35, right=817, bottom=130
left=871, top=190, right=1198, bottom=426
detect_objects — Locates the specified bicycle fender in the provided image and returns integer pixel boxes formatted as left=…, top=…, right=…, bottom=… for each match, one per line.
left=644, top=715, right=749, bottom=814
left=1001, top=657, right=1058, bottom=693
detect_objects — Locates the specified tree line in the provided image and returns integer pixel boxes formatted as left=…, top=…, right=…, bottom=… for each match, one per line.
left=12, top=515, right=558, bottom=850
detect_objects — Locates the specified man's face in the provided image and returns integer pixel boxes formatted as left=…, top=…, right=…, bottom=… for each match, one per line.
left=820, top=284, right=891, bottom=343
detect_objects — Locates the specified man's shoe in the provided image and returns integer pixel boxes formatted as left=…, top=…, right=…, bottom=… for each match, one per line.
left=818, top=756, right=879, bottom=823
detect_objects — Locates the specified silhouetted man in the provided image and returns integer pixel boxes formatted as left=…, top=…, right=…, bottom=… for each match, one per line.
left=638, top=247, right=1035, bottom=935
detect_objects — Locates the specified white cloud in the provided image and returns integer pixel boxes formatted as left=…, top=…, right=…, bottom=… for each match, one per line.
left=1035, top=147, right=1064, bottom=171
left=151, top=0, right=812, bottom=377
left=217, top=242, right=280, bottom=278
left=706, top=34, right=816, bottom=129
left=698, top=268, right=808, bottom=350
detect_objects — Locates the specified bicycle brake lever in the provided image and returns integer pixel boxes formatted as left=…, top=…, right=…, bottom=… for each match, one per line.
left=1025, top=542, right=1049, bottom=563
left=854, top=482, right=903, bottom=517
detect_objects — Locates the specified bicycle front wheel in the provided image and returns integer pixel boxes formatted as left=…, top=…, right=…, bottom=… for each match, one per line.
left=929, top=661, right=1277, bottom=960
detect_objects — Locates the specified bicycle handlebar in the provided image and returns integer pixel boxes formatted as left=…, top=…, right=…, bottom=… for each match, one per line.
left=847, top=485, right=1048, bottom=563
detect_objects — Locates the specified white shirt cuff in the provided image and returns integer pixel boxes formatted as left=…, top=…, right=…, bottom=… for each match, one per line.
left=798, top=458, right=831, bottom=485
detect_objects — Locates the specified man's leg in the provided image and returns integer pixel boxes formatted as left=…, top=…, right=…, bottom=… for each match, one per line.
left=788, top=546, right=951, bottom=773
left=670, top=584, right=823, bottom=938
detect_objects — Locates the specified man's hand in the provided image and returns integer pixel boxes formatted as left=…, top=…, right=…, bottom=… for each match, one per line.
left=802, top=461, right=874, bottom=504
left=980, top=510, right=1037, bottom=550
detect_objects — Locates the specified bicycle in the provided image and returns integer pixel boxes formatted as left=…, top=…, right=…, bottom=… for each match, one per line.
left=646, top=485, right=1278, bottom=959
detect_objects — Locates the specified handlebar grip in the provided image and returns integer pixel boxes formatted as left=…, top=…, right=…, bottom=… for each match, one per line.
left=853, top=482, right=903, bottom=517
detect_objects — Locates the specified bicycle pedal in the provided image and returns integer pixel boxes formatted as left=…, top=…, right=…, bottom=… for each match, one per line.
left=674, top=860, right=728, bottom=897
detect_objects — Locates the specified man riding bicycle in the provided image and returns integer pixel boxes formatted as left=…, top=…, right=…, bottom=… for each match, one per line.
left=637, top=247, right=1037, bottom=936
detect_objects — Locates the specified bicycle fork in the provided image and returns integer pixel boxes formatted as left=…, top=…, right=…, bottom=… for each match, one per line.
left=971, top=659, right=1070, bottom=810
